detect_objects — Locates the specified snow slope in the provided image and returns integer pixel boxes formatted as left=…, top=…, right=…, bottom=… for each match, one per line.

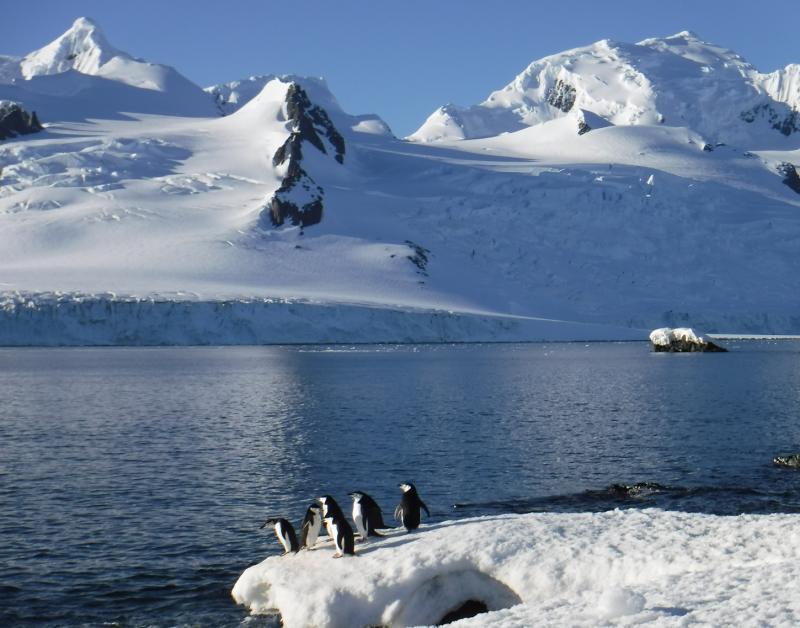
left=232, top=509, right=800, bottom=627
left=0, top=21, right=799, bottom=343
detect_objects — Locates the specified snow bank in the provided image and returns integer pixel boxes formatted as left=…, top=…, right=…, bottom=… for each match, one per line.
left=0, top=293, right=642, bottom=346
left=232, top=509, right=800, bottom=627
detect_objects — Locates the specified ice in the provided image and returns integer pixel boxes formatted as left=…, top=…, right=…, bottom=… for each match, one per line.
left=232, top=509, right=800, bottom=627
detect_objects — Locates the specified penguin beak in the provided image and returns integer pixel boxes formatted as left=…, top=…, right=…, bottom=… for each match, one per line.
left=259, top=520, right=269, bottom=529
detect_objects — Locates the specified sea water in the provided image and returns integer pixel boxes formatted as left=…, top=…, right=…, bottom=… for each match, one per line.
left=2, top=341, right=800, bottom=626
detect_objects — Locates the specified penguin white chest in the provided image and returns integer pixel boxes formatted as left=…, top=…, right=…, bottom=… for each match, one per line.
left=352, top=502, right=366, bottom=539
left=274, top=523, right=289, bottom=553
left=307, top=517, right=320, bottom=546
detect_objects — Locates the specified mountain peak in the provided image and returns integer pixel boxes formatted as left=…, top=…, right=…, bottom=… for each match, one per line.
left=20, top=16, right=123, bottom=80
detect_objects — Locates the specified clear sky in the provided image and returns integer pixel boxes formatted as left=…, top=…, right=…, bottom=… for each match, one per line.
left=4, top=0, right=798, bottom=137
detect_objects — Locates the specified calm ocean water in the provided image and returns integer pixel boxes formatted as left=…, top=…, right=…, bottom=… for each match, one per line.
left=2, top=341, right=800, bottom=626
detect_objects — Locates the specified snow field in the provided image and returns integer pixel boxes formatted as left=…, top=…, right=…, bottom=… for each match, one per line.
left=232, top=509, right=800, bottom=627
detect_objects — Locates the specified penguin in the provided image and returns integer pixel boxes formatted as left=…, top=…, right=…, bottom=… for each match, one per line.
left=394, top=482, right=430, bottom=531
left=348, top=490, right=388, bottom=540
left=323, top=512, right=355, bottom=557
left=318, top=494, right=346, bottom=524
left=260, top=517, right=299, bottom=554
left=299, top=503, right=322, bottom=549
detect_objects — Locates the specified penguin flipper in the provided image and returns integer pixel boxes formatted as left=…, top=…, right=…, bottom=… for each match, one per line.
left=420, top=500, right=430, bottom=518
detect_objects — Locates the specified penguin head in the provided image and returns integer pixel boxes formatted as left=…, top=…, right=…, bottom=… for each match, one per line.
left=260, top=517, right=280, bottom=529
left=318, top=495, right=335, bottom=515
left=399, top=482, right=415, bottom=493
left=348, top=491, right=365, bottom=502
left=308, top=504, right=322, bottom=515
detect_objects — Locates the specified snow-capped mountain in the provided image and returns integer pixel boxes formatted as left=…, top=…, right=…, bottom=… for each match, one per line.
left=410, top=31, right=800, bottom=148
left=204, top=73, right=393, bottom=136
left=0, top=21, right=798, bottom=344
left=0, top=17, right=216, bottom=120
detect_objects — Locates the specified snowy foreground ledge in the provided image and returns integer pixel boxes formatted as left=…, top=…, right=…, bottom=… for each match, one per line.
left=232, top=509, right=800, bottom=627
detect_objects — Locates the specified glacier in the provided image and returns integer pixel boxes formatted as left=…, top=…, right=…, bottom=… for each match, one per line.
left=1, top=19, right=799, bottom=344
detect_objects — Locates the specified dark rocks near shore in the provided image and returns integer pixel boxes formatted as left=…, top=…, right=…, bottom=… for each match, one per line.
left=773, top=454, right=800, bottom=469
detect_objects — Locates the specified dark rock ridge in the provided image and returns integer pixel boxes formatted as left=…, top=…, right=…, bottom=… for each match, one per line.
left=777, top=162, right=800, bottom=194
left=740, top=103, right=800, bottom=136
left=773, top=454, right=800, bottom=469
left=546, top=79, right=577, bottom=113
left=262, top=84, right=345, bottom=228
left=0, top=102, right=43, bottom=140
left=649, top=327, right=727, bottom=352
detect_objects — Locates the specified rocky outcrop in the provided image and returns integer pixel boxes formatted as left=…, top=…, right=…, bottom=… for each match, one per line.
left=649, top=327, right=727, bottom=352
left=740, top=103, right=800, bottom=136
left=777, top=162, right=800, bottom=194
left=546, top=79, right=577, bottom=113
left=262, top=84, right=345, bottom=228
left=0, top=102, right=43, bottom=140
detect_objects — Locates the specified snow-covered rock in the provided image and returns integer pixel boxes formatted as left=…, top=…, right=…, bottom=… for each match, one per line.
left=649, top=327, right=726, bottom=352
left=232, top=509, right=800, bottom=627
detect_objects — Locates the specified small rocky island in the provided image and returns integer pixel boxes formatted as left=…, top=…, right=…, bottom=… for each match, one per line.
left=649, top=327, right=727, bottom=352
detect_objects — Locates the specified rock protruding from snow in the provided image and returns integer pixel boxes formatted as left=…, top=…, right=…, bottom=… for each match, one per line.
left=0, top=101, right=43, bottom=140
left=263, top=83, right=345, bottom=228
left=649, top=327, right=727, bottom=352
left=777, top=162, right=800, bottom=194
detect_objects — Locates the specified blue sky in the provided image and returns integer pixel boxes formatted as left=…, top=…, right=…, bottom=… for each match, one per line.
left=4, top=0, right=798, bottom=136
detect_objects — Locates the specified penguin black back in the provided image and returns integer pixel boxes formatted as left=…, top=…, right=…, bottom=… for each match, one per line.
left=324, top=513, right=355, bottom=557
left=318, top=495, right=345, bottom=519
left=260, top=517, right=299, bottom=553
left=349, top=490, right=388, bottom=539
left=394, top=482, right=430, bottom=531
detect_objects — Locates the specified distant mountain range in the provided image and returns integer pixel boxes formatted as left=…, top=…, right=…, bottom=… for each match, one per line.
left=0, top=18, right=798, bottom=344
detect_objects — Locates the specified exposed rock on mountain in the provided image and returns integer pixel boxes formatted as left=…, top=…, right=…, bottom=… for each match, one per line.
left=777, top=162, right=800, bottom=194
left=0, top=101, right=43, bottom=140
left=262, top=84, right=345, bottom=228
left=546, top=79, right=577, bottom=113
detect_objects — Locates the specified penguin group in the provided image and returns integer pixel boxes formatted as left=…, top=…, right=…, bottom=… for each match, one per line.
left=260, top=482, right=429, bottom=558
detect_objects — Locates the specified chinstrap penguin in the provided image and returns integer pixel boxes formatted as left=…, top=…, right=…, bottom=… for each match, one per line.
left=394, top=482, right=430, bottom=531
left=299, top=503, right=323, bottom=549
left=349, top=490, right=388, bottom=540
left=323, top=512, right=355, bottom=557
left=260, top=517, right=299, bottom=554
